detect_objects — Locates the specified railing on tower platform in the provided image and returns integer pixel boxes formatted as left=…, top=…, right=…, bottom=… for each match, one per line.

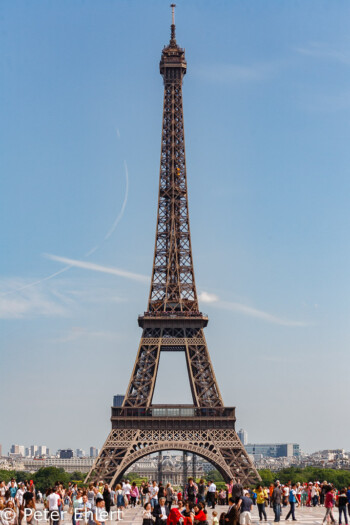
left=111, top=405, right=235, bottom=419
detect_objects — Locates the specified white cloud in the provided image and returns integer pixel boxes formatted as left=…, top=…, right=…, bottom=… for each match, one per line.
left=51, top=326, right=122, bottom=343
left=217, top=299, right=308, bottom=327
left=0, top=277, right=126, bottom=320
left=199, top=290, right=308, bottom=327
left=296, top=43, right=350, bottom=65
left=199, top=291, right=219, bottom=303
left=0, top=280, right=69, bottom=319
left=45, top=254, right=149, bottom=284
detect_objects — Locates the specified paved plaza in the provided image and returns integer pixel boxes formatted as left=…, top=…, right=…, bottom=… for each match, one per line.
left=45, top=504, right=334, bottom=525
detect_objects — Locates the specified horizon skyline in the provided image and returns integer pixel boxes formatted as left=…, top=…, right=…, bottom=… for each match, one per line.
left=2, top=1, right=350, bottom=458
left=2, top=431, right=346, bottom=459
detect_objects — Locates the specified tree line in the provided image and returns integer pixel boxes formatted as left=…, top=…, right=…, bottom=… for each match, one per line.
left=0, top=467, right=86, bottom=492
left=2, top=466, right=350, bottom=492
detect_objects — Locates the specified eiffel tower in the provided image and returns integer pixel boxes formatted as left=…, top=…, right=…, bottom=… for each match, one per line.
left=86, top=5, right=260, bottom=486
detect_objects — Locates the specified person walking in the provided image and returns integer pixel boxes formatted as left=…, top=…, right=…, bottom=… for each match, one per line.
left=208, top=482, right=216, bottom=510
left=338, top=488, right=348, bottom=525
left=103, top=484, right=111, bottom=516
left=142, top=502, right=154, bottom=525
left=166, top=483, right=174, bottom=510
left=226, top=481, right=234, bottom=506
left=197, top=481, right=206, bottom=506
left=232, top=480, right=243, bottom=504
left=186, top=479, right=198, bottom=506
left=150, top=482, right=159, bottom=510
left=140, top=483, right=146, bottom=508
left=323, top=486, right=335, bottom=525
left=130, top=483, right=139, bottom=507
left=142, top=483, right=150, bottom=506
left=116, top=484, right=125, bottom=514
left=283, top=485, right=290, bottom=509
left=285, top=483, right=298, bottom=521
left=93, top=498, right=107, bottom=525
left=256, top=486, right=268, bottom=522
left=225, top=497, right=239, bottom=525
left=271, top=481, right=282, bottom=523
left=239, top=493, right=253, bottom=525
left=15, top=483, right=25, bottom=525
left=47, top=488, right=61, bottom=525
left=153, top=497, right=169, bottom=525
left=158, top=484, right=165, bottom=501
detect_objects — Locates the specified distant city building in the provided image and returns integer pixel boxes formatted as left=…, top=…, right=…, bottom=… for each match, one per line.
left=25, top=448, right=30, bottom=457
left=113, top=395, right=124, bottom=407
left=310, top=449, right=348, bottom=461
left=237, top=429, right=248, bottom=446
left=30, top=445, right=38, bottom=457
left=126, top=454, right=205, bottom=485
left=76, top=449, right=86, bottom=458
left=38, top=446, right=47, bottom=456
left=90, top=447, right=99, bottom=458
left=59, top=449, right=73, bottom=459
left=10, top=445, right=25, bottom=456
left=245, top=443, right=300, bottom=458
left=22, top=457, right=94, bottom=473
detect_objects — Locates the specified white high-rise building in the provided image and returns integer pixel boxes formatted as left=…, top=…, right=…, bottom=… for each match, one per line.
left=238, top=428, right=248, bottom=446
left=38, top=446, right=47, bottom=456
left=76, top=449, right=86, bottom=458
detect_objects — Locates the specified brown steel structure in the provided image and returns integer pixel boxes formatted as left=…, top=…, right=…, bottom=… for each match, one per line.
left=86, top=5, right=260, bottom=486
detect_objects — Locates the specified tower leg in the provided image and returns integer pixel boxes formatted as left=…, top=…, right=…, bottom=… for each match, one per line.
left=158, top=451, right=163, bottom=484
left=192, top=453, right=197, bottom=480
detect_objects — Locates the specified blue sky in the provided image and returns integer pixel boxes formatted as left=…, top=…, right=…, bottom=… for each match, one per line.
left=1, top=0, right=350, bottom=456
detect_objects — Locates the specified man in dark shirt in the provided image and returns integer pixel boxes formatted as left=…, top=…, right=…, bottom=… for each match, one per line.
left=153, top=497, right=170, bottom=525
left=225, top=497, right=239, bottom=525
left=232, top=479, right=244, bottom=503
left=346, top=485, right=350, bottom=521
left=271, top=482, right=282, bottom=522
left=240, top=495, right=253, bottom=525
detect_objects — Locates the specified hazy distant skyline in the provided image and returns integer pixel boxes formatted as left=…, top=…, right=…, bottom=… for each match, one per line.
left=1, top=1, right=350, bottom=457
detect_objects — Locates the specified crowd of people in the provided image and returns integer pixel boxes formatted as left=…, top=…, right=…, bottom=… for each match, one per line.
left=1, top=477, right=350, bottom=525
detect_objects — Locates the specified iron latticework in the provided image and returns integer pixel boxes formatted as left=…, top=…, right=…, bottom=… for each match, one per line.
left=86, top=5, right=260, bottom=487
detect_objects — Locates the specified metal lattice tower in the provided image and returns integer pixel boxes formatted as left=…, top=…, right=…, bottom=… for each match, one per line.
left=85, top=5, right=260, bottom=487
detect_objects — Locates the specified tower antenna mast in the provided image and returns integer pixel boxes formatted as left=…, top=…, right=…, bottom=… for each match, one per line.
left=170, top=3, right=176, bottom=43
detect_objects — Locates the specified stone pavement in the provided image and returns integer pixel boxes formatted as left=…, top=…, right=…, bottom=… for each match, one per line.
left=43, top=504, right=333, bottom=525
left=110, top=504, right=332, bottom=525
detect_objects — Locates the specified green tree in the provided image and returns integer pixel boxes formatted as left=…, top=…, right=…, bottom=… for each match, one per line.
left=258, top=467, right=350, bottom=489
left=0, top=470, right=16, bottom=484
left=205, top=469, right=224, bottom=483
left=258, top=469, right=274, bottom=486
left=33, top=467, right=71, bottom=491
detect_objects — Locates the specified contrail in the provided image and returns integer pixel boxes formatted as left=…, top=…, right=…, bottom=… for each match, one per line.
left=85, top=160, right=129, bottom=256
left=1, top=161, right=129, bottom=297
left=44, top=254, right=149, bottom=284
